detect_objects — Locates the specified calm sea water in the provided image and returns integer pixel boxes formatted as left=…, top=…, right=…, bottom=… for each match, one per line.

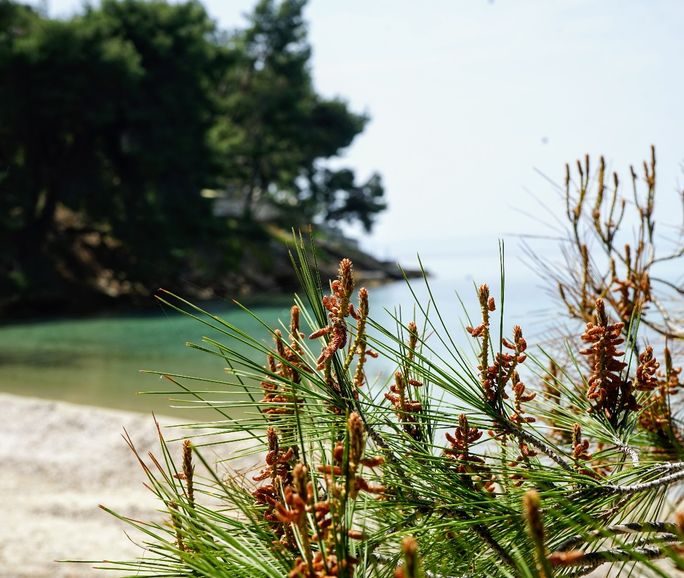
left=0, top=248, right=558, bottom=418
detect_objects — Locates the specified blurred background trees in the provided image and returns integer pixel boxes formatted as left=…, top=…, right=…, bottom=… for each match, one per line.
left=0, top=0, right=387, bottom=314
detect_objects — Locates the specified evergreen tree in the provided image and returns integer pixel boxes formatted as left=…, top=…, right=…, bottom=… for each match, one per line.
left=220, top=0, right=385, bottom=228
left=0, top=0, right=387, bottom=311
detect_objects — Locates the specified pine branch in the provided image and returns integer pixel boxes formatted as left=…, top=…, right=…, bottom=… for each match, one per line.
left=614, top=442, right=640, bottom=467
left=557, top=522, right=680, bottom=551
left=553, top=544, right=675, bottom=572
left=603, top=463, right=684, bottom=494
left=502, top=420, right=574, bottom=473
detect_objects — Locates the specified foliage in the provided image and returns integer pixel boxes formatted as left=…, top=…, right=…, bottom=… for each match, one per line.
left=308, top=168, right=386, bottom=232
left=0, top=0, right=225, bottom=301
left=94, top=150, right=684, bottom=577
left=526, top=145, right=683, bottom=342
left=217, top=0, right=385, bottom=228
left=0, top=0, right=385, bottom=311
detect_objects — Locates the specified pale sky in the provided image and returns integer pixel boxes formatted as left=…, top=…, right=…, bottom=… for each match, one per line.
left=37, top=0, right=684, bottom=269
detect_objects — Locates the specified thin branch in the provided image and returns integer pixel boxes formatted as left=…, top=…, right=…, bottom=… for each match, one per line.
left=553, top=544, right=670, bottom=572
left=502, top=421, right=575, bottom=473
left=649, top=295, right=684, bottom=338
left=602, top=462, right=684, bottom=494
left=614, top=442, right=640, bottom=467
left=650, top=248, right=684, bottom=266
left=557, top=522, right=679, bottom=551
left=649, top=276, right=683, bottom=294
left=466, top=518, right=518, bottom=571
left=362, top=414, right=519, bottom=571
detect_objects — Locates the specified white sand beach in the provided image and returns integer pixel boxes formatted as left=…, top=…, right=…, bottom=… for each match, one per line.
left=0, top=394, right=247, bottom=578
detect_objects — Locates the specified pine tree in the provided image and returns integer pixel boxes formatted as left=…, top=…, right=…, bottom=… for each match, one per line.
left=97, top=149, right=684, bottom=577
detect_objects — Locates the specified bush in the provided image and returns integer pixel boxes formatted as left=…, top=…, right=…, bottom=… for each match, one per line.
left=98, top=149, right=683, bottom=577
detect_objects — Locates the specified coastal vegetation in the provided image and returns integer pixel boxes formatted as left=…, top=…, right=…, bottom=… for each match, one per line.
left=0, top=0, right=387, bottom=316
left=95, top=150, right=684, bottom=577
left=2, top=1, right=682, bottom=575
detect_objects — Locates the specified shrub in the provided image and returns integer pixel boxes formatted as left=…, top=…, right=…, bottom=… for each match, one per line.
left=98, top=149, right=683, bottom=577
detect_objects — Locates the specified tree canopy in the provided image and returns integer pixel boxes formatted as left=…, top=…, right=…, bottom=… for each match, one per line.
left=216, top=0, right=385, bottom=226
left=0, top=0, right=386, bottom=312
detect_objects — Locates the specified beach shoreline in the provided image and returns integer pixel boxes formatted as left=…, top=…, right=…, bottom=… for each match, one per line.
left=0, top=393, right=246, bottom=578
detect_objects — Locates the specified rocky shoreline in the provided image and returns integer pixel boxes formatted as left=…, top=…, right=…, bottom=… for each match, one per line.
left=2, top=229, right=422, bottom=321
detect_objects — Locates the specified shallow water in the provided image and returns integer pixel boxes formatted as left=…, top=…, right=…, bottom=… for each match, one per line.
left=0, top=302, right=289, bottom=417
left=0, top=264, right=555, bottom=419
left=0, top=235, right=561, bottom=418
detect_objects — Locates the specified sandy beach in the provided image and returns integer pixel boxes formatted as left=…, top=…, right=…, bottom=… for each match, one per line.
left=0, top=393, right=247, bottom=578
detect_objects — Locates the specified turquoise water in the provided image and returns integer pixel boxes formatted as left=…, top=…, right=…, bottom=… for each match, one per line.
left=0, top=265, right=555, bottom=419
left=0, top=301, right=291, bottom=417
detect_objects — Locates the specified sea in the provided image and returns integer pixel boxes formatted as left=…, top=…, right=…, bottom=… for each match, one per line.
left=0, top=241, right=564, bottom=418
